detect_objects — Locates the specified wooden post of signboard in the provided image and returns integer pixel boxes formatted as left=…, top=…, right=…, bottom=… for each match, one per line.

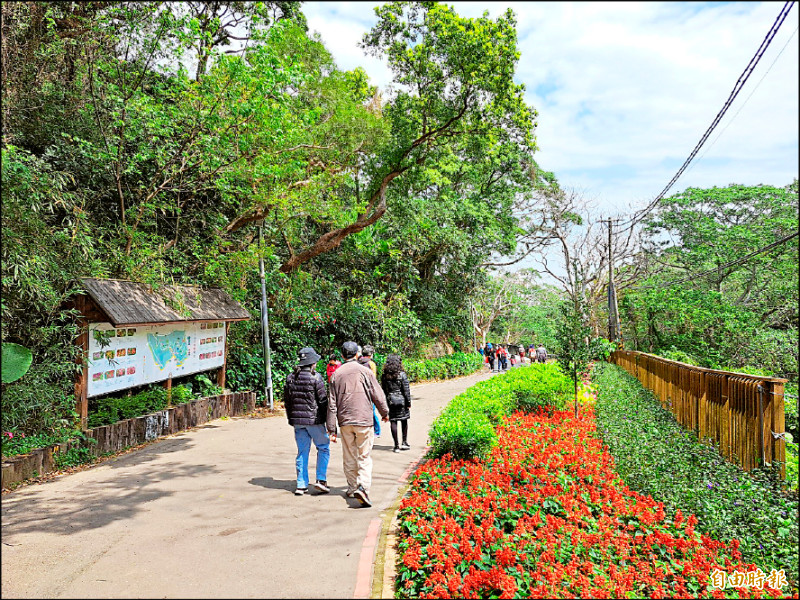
left=74, top=295, right=90, bottom=431
left=217, top=321, right=229, bottom=390
left=164, top=372, right=172, bottom=407
left=75, top=320, right=89, bottom=431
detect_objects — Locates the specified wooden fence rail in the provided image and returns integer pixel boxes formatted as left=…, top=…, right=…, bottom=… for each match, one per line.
left=609, top=350, right=788, bottom=478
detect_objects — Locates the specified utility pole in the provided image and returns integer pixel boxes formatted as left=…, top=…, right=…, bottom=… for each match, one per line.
left=606, top=219, right=616, bottom=341
left=258, top=222, right=274, bottom=410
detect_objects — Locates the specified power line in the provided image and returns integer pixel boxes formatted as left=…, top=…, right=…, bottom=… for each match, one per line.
left=628, top=230, right=799, bottom=291
left=616, top=1, right=796, bottom=232
left=684, top=24, right=799, bottom=176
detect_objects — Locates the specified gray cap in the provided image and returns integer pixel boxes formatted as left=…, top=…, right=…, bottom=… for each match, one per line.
left=341, top=341, right=359, bottom=359
left=297, top=346, right=322, bottom=367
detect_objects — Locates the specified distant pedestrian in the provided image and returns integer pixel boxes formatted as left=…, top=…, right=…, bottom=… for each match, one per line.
left=326, top=353, right=341, bottom=383
left=358, top=345, right=382, bottom=437
left=327, top=341, right=389, bottom=507
left=536, top=343, right=547, bottom=363
left=380, top=354, right=412, bottom=453
left=497, top=345, right=508, bottom=370
left=284, top=346, right=330, bottom=496
left=484, top=342, right=496, bottom=371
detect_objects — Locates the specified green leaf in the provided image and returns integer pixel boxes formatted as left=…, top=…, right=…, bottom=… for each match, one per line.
left=2, top=343, right=33, bottom=383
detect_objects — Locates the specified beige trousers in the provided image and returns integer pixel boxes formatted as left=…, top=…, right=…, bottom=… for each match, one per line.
left=339, top=424, right=374, bottom=494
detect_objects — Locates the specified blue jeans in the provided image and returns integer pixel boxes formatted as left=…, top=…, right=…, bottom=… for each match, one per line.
left=373, top=405, right=381, bottom=436
left=293, top=424, right=330, bottom=489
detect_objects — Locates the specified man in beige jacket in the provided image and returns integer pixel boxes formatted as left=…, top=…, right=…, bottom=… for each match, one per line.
left=327, top=341, right=389, bottom=507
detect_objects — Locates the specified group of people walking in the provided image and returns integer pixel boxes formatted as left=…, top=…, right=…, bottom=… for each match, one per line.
left=282, top=341, right=412, bottom=508
left=480, top=342, right=548, bottom=372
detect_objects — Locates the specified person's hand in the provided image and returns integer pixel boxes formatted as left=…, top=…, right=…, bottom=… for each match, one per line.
left=381, top=415, right=389, bottom=422
left=330, top=433, right=338, bottom=443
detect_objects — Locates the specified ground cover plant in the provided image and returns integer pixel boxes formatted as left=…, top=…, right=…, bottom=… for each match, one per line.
left=593, top=362, right=799, bottom=588
left=397, top=405, right=792, bottom=598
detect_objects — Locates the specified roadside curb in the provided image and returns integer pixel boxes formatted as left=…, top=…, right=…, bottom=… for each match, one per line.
left=361, top=449, right=429, bottom=599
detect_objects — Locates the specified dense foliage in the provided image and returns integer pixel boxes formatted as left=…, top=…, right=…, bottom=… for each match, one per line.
left=593, top=362, right=799, bottom=584
left=620, top=183, right=799, bottom=380
left=1, top=1, right=544, bottom=438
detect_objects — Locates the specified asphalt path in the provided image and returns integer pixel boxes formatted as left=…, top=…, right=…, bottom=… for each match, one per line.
left=1, top=368, right=496, bottom=599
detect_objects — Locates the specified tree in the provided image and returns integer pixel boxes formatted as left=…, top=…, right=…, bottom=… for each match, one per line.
left=530, top=187, right=642, bottom=335
left=554, top=262, right=593, bottom=418
left=258, top=1, right=537, bottom=274
left=619, top=182, right=799, bottom=377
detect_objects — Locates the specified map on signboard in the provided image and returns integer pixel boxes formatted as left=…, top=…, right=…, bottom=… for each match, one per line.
left=87, top=322, right=225, bottom=397
left=147, top=330, right=189, bottom=370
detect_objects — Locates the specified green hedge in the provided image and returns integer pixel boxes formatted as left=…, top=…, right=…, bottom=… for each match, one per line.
left=593, top=362, right=799, bottom=583
left=403, top=352, right=485, bottom=382
left=428, top=363, right=572, bottom=460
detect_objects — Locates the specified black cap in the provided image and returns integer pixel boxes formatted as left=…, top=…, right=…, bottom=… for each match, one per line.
left=341, top=341, right=359, bottom=359
left=362, top=345, right=374, bottom=357
left=297, top=346, right=322, bottom=367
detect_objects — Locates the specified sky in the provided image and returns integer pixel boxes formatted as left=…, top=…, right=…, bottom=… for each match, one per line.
left=301, top=1, right=799, bottom=222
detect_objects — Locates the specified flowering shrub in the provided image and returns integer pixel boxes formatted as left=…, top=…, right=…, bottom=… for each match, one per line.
left=428, top=364, right=576, bottom=460
left=398, top=407, right=792, bottom=598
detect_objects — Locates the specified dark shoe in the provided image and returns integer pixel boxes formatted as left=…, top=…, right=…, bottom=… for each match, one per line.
left=400, top=442, right=411, bottom=450
left=393, top=447, right=401, bottom=453
left=294, top=488, right=307, bottom=496
left=354, top=485, right=371, bottom=507
left=313, top=480, right=330, bottom=494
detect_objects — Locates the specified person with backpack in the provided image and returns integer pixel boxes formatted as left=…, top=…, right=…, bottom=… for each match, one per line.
left=358, top=345, right=382, bottom=437
left=283, top=346, right=330, bottom=496
left=380, top=354, right=412, bottom=453
left=484, top=342, right=496, bottom=372
left=497, top=344, right=508, bottom=370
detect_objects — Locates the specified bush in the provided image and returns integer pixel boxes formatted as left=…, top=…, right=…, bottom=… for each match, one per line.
left=427, top=410, right=497, bottom=461
left=87, top=383, right=195, bottom=428
left=428, top=364, right=574, bottom=460
left=593, top=362, right=799, bottom=583
left=403, top=352, right=484, bottom=382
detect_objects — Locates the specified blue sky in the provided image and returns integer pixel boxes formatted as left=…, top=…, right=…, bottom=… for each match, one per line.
left=301, top=1, right=799, bottom=221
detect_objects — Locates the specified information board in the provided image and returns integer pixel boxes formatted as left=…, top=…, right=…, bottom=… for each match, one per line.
left=87, top=321, right=226, bottom=397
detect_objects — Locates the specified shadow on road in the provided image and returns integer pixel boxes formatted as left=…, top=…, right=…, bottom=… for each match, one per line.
left=1, top=437, right=223, bottom=537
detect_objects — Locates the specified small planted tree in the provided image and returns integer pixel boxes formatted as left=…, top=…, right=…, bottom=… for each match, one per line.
left=554, top=264, right=592, bottom=418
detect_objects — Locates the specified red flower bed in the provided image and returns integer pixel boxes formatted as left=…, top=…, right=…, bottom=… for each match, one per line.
left=395, top=406, right=793, bottom=599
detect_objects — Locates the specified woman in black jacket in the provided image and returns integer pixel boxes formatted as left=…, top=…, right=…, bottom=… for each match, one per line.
left=380, top=354, right=412, bottom=452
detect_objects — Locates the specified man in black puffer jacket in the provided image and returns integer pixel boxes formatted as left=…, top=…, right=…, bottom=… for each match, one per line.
left=284, top=346, right=330, bottom=496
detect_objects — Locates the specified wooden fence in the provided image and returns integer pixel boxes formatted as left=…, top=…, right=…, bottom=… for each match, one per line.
left=609, top=350, right=788, bottom=478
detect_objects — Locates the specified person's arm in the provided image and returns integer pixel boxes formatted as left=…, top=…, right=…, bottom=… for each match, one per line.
left=326, top=379, right=338, bottom=441
left=314, top=373, right=327, bottom=406
left=401, top=372, right=412, bottom=407
left=365, top=371, right=389, bottom=420
left=283, top=375, right=292, bottom=421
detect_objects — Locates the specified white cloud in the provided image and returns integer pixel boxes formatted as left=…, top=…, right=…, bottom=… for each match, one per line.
left=302, top=0, right=799, bottom=224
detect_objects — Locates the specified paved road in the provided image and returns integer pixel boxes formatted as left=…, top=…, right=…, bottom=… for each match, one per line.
left=1, top=369, right=495, bottom=599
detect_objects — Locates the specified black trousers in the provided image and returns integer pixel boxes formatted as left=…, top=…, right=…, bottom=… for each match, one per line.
left=390, top=419, right=408, bottom=447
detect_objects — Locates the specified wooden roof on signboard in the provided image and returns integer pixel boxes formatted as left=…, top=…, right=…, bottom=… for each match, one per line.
left=79, top=278, right=251, bottom=327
